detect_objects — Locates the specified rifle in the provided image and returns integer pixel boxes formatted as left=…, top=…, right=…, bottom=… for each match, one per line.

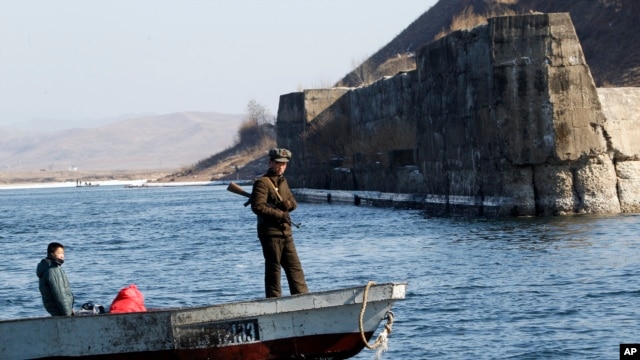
left=226, top=182, right=252, bottom=207
left=226, top=182, right=301, bottom=228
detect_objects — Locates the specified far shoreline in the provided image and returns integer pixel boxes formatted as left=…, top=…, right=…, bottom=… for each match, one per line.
left=0, top=168, right=173, bottom=187
left=0, top=178, right=251, bottom=191
left=0, top=179, right=148, bottom=190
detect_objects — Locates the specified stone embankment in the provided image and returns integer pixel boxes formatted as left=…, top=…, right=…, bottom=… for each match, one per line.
left=278, top=13, right=640, bottom=216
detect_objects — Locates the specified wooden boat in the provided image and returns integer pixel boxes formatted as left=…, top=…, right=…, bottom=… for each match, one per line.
left=0, top=282, right=406, bottom=360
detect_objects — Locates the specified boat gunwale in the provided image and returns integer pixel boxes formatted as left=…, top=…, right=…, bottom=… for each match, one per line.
left=0, top=282, right=407, bottom=324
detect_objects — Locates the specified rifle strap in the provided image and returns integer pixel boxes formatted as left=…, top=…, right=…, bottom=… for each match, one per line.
left=263, top=176, right=283, bottom=203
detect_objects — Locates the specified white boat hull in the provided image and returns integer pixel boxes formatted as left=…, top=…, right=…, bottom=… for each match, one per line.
left=1, top=282, right=406, bottom=360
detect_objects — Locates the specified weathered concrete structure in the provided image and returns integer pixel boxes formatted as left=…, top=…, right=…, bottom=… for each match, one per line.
left=276, top=13, right=640, bottom=216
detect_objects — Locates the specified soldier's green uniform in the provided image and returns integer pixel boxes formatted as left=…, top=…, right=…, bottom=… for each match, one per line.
left=251, top=148, right=308, bottom=298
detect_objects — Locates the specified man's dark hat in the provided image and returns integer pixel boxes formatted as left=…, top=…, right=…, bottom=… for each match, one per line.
left=269, top=148, right=292, bottom=163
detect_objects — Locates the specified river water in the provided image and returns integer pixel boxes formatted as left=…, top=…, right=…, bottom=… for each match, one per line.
left=0, top=184, right=638, bottom=359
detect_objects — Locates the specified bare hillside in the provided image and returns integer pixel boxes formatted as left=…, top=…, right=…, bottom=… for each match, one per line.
left=340, top=0, right=640, bottom=88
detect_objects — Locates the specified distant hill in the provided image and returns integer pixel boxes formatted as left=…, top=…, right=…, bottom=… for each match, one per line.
left=339, top=0, right=640, bottom=88
left=0, top=112, right=244, bottom=172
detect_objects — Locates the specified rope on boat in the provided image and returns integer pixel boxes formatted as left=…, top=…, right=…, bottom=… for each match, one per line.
left=359, top=281, right=394, bottom=357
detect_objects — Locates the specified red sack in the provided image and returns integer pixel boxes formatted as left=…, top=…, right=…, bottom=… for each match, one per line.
left=110, top=284, right=147, bottom=313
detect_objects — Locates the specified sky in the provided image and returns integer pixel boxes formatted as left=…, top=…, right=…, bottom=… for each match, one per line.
left=0, top=0, right=438, bottom=129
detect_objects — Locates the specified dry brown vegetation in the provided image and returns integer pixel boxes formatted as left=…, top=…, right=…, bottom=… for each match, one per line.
left=336, top=53, right=416, bottom=88
left=434, top=6, right=517, bottom=40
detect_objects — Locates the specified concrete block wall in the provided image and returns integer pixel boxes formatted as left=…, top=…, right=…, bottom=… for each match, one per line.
left=598, top=87, right=640, bottom=212
left=277, top=89, right=350, bottom=189
left=276, top=13, right=640, bottom=216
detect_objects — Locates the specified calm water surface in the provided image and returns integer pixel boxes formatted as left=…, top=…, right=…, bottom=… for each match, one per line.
left=0, top=185, right=638, bottom=359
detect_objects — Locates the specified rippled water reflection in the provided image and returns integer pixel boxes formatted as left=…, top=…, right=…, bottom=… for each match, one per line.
left=0, top=185, right=638, bottom=359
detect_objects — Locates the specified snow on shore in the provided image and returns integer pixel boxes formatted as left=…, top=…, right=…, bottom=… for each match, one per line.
left=0, top=180, right=237, bottom=190
left=0, top=179, right=148, bottom=190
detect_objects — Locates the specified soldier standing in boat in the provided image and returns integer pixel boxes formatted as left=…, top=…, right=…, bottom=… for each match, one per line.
left=36, top=242, right=74, bottom=316
left=250, top=148, right=309, bottom=298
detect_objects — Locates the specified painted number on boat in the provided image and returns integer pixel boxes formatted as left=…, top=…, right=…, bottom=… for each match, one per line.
left=176, top=319, right=260, bottom=348
left=221, top=319, right=260, bottom=345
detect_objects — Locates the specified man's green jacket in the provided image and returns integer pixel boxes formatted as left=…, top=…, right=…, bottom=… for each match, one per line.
left=36, top=258, right=74, bottom=316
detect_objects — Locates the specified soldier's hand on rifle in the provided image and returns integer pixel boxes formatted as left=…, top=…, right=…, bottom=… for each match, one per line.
left=277, top=200, right=294, bottom=211
left=279, top=211, right=291, bottom=225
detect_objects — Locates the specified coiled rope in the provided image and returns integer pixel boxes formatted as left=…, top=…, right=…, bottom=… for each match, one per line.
left=359, top=281, right=395, bottom=357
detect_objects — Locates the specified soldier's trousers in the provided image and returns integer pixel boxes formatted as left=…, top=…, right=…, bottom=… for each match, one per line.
left=259, top=235, right=308, bottom=298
